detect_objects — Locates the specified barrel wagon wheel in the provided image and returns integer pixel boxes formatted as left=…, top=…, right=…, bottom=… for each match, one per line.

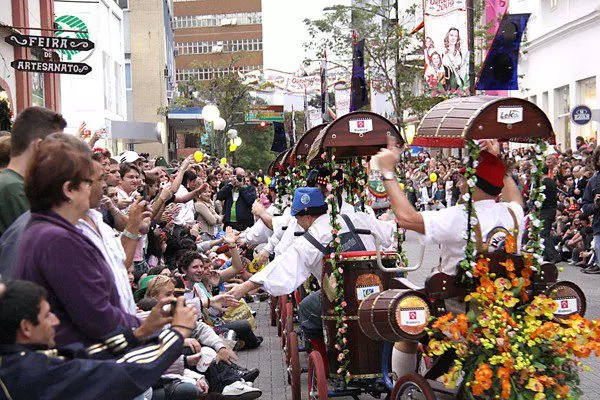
left=270, top=295, right=277, bottom=327
left=307, top=351, right=329, bottom=400
left=287, top=331, right=302, bottom=400
left=277, top=296, right=288, bottom=338
left=391, top=373, right=436, bottom=400
left=282, top=301, right=294, bottom=353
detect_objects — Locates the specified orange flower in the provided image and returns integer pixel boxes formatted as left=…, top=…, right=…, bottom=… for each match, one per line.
left=471, top=363, right=493, bottom=396
left=474, top=258, right=489, bottom=277
left=432, top=312, right=454, bottom=330
left=505, top=234, right=517, bottom=253
left=500, top=258, right=516, bottom=273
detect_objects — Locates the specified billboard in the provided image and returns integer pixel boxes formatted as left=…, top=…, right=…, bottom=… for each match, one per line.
left=423, top=0, right=470, bottom=95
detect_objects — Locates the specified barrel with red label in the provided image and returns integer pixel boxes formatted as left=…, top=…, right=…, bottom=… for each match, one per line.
left=545, top=281, right=586, bottom=320
left=358, top=289, right=432, bottom=342
left=320, top=251, right=402, bottom=378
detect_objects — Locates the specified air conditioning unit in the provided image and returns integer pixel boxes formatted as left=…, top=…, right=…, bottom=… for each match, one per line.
left=211, top=46, right=223, bottom=53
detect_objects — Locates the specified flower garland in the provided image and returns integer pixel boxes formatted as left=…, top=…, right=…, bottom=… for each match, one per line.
left=456, top=139, right=481, bottom=288
left=428, top=252, right=600, bottom=399
left=321, top=150, right=351, bottom=384
left=524, top=139, right=548, bottom=271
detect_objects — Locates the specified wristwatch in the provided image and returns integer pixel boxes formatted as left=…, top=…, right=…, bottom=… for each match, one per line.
left=382, top=171, right=397, bottom=181
left=122, top=230, right=142, bottom=240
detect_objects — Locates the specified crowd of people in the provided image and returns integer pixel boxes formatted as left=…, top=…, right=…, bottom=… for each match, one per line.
left=0, top=106, right=278, bottom=400
left=0, top=106, right=599, bottom=400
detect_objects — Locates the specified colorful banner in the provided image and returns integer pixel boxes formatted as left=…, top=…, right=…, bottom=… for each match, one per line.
left=307, top=109, right=323, bottom=129
left=238, top=68, right=349, bottom=94
left=334, top=85, right=351, bottom=118
left=423, top=0, right=470, bottom=95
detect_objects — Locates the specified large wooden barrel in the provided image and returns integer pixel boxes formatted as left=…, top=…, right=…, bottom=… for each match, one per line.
left=358, top=289, right=431, bottom=342
left=321, top=251, right=402, bottom=379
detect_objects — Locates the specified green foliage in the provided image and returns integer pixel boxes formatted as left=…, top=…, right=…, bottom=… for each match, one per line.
left=234, top=123, right=277, bottom=171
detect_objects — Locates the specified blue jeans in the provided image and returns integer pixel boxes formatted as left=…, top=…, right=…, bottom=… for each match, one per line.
left=594, top=234, right=600, bottom=266
left=298, top=290, right=323, bottom=339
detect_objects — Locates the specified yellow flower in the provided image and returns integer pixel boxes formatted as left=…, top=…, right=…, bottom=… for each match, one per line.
left=525, top=378, right=544, bottom=392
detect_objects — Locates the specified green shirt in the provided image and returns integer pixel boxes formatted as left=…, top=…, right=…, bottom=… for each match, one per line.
left=0, top=169, right=29, bottom=236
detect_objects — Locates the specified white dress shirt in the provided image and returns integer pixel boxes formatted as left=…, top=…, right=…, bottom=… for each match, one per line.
left=250, top=211, right=395, bottom=296
left=77, top=209, right=137, bottom=314
left=413, top=199, right=525, bottom=276
left=174, top=186, right=195, bottom=226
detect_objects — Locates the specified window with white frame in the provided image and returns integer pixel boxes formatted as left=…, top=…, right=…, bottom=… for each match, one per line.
left=175, top=39, right=262, bottom=55
left=172, top=12, right=262, bottom=29
left=175, top=65, right=260, bottom=82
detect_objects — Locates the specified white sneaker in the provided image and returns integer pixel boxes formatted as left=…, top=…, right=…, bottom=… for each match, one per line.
left=222, top=381, right=262, bottom=399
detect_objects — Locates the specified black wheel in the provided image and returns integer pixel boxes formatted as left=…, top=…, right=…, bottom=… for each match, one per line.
left=307, top=351, right=328, bottom=400
left=391, top=372, right=436, bottom=400
left=270, top=296, right=277, bottom=327
left=288, top=331, right=302, bottom=400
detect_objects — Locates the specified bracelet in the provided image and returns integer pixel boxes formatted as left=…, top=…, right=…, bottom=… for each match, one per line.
left=122, top=230, right=142, bottom=240
left=171, top=325, right=193, bottom=331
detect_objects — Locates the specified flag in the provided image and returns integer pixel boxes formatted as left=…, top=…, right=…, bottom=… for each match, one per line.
left=271, top=121, right=287, bottom=152
left=350, top=39, right=369, bottom=111
left=320, top=51, right=329, bottom=120
left=334, top=85, right=351, bottom=117
left=476, top=13, right=530, bottom=91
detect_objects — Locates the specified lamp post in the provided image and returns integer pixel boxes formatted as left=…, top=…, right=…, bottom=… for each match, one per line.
left=201, top=104, right=220, bottom=157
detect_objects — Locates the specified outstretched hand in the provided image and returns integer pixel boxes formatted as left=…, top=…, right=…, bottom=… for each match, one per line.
left=375, top=135, right=402, bottom=173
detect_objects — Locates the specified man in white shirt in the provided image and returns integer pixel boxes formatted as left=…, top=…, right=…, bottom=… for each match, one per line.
left=376, top=138, right=524, bottom=381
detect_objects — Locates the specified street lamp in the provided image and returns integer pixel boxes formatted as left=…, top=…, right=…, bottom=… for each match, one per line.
left=201, top=104, right=220, bottom=122
left=214, top=117, right=226, bottom=131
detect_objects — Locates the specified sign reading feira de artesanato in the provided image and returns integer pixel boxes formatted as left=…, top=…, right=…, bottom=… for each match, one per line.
left=54, top=15, right=94, bottom=62
left=5, top=33, right=94, bottom=52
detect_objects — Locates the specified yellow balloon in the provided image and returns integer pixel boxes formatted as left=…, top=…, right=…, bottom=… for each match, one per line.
left=264, top=177, right=272, bottom=185
left=193, top=151, right=203, bottom=162
left=229, top=144, right=238, bottom=152
left=258, top=177, right=263, bottom=182
left=430, top=173, right=438, bottom=183
left=220, top=157, right=227, bottom=165
left=399, top=182, right=405, bottom=190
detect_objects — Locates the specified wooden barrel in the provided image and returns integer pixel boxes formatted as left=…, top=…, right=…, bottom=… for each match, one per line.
left=320, top=251, right=402, bottom=378
left=545, top=281, right=586, bottom=320
left=358, top=289, right=431, bottom=342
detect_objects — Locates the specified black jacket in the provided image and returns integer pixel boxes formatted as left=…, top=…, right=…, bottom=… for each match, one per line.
left=217, top=184, right=256, bottom=227
left=582, top=172, right=600, bottom=235
left=0, top=328, right=183, bottom=400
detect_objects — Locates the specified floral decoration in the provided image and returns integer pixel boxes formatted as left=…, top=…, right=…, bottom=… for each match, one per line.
left=525, top=139, right=548, bottom=271
left=321, top=150, right=351, bottom=384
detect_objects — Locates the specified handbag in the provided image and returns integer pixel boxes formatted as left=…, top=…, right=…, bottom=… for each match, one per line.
left=220, top=299, right=256, bottom=331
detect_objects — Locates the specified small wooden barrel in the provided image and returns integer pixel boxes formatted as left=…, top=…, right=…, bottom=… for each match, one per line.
left=545, top=281, right=586, bottom=320
left=358, top=289, right=431, bottom=342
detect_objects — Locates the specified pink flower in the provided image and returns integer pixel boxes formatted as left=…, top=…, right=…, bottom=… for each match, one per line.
left=337, top=353, right=344, bottom=361
left=341, top=301, right=347, bottom=308
left=331, top=280, right=337, bottom=289
left=321, top=153, right=327, bottom=160
left=326, top=184, right=333, bottom=192
left=337, top=368, right=343, bottom=374
left=339, top=328, right=346, bottom=334
left=343, top=338, right=347, bottom=344
left=338, top=267, right=344, bottom=274
left=335, top=344, right=341, bottom=350
left=335, top=237, right=341, bottom=244
left=330, top=253, right=335, bottom=259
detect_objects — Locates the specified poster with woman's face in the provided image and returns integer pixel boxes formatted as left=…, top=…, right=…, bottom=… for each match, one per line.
left=423, top=0, right=470, bottom=96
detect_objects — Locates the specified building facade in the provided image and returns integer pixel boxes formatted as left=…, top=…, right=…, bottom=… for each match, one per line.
left=512, top=0, right=600, bottom=150
left=54, top=0, right=127, bottom=147
left=173, top=0, right=263, bottom=83
left=0, top=0, right=60, bottom=115
left=126, top=0, right=177, bottom=157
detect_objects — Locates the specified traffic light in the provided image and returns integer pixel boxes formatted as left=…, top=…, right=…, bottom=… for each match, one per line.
left=476, top=13, right=530, bottom=91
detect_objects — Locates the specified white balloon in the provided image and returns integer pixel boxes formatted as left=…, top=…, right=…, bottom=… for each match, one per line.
left=201, top=104, right=220, bottom=122
left=233, top=136, right=242, bottom=146
left=226, top=129, right=238, bottom=139
left=213, top=117, right=226, bottom=131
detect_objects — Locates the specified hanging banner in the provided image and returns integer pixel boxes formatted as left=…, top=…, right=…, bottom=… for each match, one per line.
left=307, top=109, right=323, bottom=129
left=423, top=0, right=470, bottom=95
left=238, top=68, right=349, bottom=94
left=334, top=85, right=351, bottom=118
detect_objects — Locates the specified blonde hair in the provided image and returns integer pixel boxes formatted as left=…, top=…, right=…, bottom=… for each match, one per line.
left=145, top=275, right=174, bottom=299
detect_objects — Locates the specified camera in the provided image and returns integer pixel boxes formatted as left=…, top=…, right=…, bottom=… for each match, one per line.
left=236, top=175, right=244, bottom=183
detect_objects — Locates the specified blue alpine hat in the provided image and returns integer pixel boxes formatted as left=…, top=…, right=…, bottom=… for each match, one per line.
left=290, top=187, right=327, bottom=216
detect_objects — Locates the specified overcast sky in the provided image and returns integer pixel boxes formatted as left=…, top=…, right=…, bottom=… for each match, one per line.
left=262, top=0, right=351, bottom=73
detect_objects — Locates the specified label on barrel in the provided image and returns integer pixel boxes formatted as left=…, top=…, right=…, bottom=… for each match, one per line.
left=356, top=285, right=381, bottom=301
left=554, top=298, right=578, bottom=315
left=399, top=308, right=427, bottom=326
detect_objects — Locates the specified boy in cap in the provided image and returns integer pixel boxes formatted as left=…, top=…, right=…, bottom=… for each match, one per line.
left=375, top=138, right=525, bottom=381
